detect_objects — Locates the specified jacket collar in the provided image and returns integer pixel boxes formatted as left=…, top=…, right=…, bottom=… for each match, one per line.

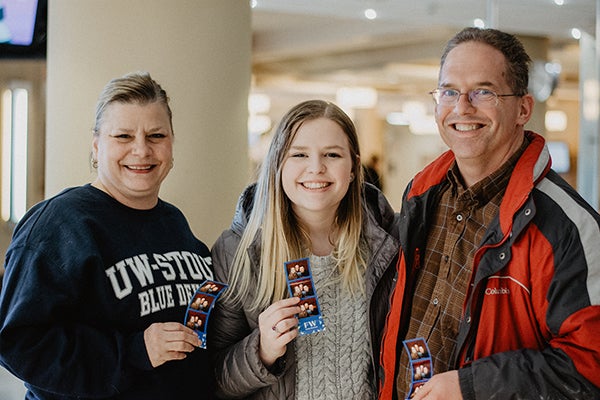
left=406, top=131, right=550, bottom=236
left=229, top=183, right=256, bottom=236
left=499, top=131, right=550, bottom=235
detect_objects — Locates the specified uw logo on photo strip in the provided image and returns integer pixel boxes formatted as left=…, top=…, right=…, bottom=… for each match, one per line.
left=284, top=257, right=325, bottom=336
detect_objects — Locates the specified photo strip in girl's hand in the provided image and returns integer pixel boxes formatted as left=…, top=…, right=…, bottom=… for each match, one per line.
left=184, top=280, right=228, bottom=348
left=284, top=258, right=325, bottom=335
left=403, top=338, right=433, bottom=399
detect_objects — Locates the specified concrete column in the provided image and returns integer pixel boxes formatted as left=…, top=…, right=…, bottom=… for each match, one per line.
left=45, top=0, right=251, bottom=244
left=579, top=31, right=599, bottom=208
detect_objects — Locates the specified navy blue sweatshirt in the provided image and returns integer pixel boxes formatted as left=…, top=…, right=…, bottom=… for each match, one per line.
left=0, top=184, right=215, bottom=399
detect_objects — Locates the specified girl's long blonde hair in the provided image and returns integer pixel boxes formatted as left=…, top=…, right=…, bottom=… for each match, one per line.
left=226, top=100, right=368, bottom=311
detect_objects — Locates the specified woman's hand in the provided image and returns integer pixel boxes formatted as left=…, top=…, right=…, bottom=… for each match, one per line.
left=257, top=297, right=301, bottom=367
left=144, top=322, right=201, bottom=368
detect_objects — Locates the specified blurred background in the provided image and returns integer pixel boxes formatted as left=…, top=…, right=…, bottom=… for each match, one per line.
left=248, top=0, right=596, bottom=207
left=0, top=0, right=598, bottom=397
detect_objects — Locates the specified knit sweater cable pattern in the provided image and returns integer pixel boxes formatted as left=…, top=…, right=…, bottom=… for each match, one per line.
left=295, top=254, right=375, bottom=400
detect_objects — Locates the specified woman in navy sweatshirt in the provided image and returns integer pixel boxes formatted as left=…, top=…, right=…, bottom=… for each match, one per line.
left=0, top=72, right=214, bottom=399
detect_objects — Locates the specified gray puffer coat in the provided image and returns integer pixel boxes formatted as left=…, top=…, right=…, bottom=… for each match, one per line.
left=209, top=183, right=400, bottom=399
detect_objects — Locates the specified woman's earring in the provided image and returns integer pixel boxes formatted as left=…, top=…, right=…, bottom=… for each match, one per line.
left=350, top=172, right=355, bottom=182
left=91, top=159, right=98, bottom=169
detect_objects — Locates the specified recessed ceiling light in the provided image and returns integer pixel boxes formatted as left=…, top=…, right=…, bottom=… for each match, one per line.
left=473, top=18, right=485, bottom=28
left=364, top=8, right=377, bottom=20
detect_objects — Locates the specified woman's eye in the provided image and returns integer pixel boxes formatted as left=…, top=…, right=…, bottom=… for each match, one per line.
left=290, top=153, right=307, bottom=158
left=326, top=152, right=341, bottom=158
left=111, top=134, right=132, bottom=140
left=148, top=133, right=167, bottom=140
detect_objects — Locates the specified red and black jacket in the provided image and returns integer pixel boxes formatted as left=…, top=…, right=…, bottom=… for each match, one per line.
left=379, top=131, right=600, bottom=399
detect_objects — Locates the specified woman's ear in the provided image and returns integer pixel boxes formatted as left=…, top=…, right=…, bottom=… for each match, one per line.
left=91, top=136, right=99, bottom=162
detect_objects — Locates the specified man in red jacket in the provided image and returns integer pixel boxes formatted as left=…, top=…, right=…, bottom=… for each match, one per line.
left=379, top=27, right=600, bottom=400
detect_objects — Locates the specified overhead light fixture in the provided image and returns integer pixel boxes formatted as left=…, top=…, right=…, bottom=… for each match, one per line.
left=402, top=101, right=426, bottom=117
left=248, top=114, right=271, bottom=136
left=571, top=28, right=582, bottom=40
left=473, top=18, right=485, bottom=28
left=386, top=112, right=410, bottom=126
left=387, top=101, right=438, bottom=135
left=554, top=0, right=564, bottom=5
left=409, top=116, right=438, bottom=135
left=336, top=87, right=377, bottom=109
left=248, top=93, right=271, bottom=114
left=364, top=9, right=377, bottom=20
left=545, top=110, right=567, bottom=132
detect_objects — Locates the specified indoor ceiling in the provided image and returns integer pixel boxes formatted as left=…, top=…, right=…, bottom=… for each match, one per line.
left=250, top=0, right=597, bottom=117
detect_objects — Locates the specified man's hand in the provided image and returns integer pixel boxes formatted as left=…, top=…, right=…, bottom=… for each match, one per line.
left=411, top=370, right=463, bottom=400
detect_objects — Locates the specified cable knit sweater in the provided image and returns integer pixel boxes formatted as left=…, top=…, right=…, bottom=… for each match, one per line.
left=295, top=254, right=375, bottom=400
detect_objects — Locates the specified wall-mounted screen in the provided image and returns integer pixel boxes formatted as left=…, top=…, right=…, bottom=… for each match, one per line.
left=1, top=0, right=38, bottom=45
left=0, top=0, right=46, bottom=58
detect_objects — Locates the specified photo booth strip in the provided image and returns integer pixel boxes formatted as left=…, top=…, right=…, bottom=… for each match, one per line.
left=403, top=337, right=433, bottom=399
left=184, top=280, right=228, bottom=349
left=284, top=257, right=325, bottom=336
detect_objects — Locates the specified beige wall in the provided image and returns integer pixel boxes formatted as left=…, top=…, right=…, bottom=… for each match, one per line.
left=45, top=0, right=252, bottom=246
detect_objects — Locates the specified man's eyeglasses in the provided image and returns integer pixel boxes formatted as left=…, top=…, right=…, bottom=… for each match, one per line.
left=429, top=88, right=520, bottom=107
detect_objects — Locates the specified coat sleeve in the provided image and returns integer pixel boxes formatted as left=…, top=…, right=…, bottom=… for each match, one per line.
left=0, top=244, right=147, bottom=398
left=210, top=231, right=288, bottom=399
left=458, top=346, right=600, bottom=399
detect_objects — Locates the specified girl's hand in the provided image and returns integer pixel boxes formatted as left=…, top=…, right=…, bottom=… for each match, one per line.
left=257, top=296, right=301, bottom=367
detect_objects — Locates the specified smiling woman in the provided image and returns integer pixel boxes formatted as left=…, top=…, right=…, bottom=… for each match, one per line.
left=91, top=72, right=175, bottom=210
left=0, top=72, right=216, bottom=400
left=281, top=117, right=355, bottom=252
left=92, top=101, right=174, bottom=210
left=210, top=99, right=401, bottom=399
